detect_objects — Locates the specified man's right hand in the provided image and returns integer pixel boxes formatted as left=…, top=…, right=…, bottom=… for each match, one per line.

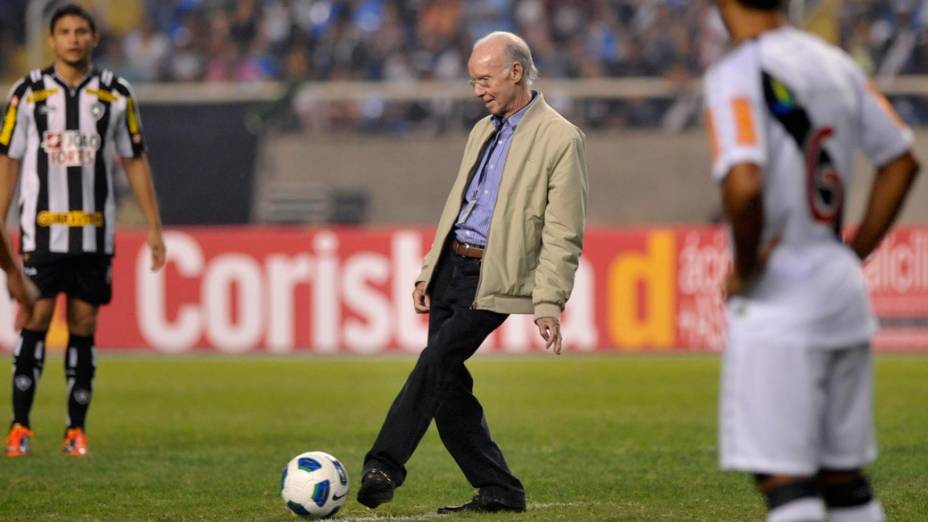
left=412, top=282, right=430, bottom=313
left=6, top=270, right=38, bottom=330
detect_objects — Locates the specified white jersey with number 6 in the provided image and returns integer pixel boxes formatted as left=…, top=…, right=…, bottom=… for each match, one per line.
left=703, top=26, right=913, bottom=348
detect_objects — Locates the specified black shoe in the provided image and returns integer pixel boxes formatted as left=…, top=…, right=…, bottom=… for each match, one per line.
left=437, top=492, right=526, bottom=514
left=356, top=468, right=395, bottom=509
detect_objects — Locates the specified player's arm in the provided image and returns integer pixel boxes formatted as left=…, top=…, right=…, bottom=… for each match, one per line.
left=113, top=77, right=165, bottom=272
left=0, top=216, right=37, bottom=328
left=848, top=152, right=919, bottom=260
left=721, top=162, right=765, bottom=294
left=0, top=154, right=20, bottom=226
left=703, top=57, right=770, bottom=296
left=0, top=79, right=28, bottom=228
left=0, top=157, right=37, bottom=307
left=847, top=72, right=920, bottom=262
left=0, top=155, right=37, bottom=326
left=0, top=79, right=38, bottom=325
left=121, top=154, right=165, bottom=271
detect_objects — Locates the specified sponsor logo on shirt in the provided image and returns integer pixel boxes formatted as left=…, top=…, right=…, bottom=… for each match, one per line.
left=42, top=130, right=101, bottom=166
left=36, top=210, right=104, bottom=227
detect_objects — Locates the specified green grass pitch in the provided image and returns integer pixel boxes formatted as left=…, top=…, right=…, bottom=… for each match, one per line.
left=1, top=354, right=925, bottom=521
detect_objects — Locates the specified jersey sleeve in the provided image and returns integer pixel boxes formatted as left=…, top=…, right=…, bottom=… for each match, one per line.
left=853, top=72, right=913, bottom=167
left=0, top=79, right=31, bottom=160
left=703, top=52, right=767, bottom=182
left=113, top=78, right=146, bottom=158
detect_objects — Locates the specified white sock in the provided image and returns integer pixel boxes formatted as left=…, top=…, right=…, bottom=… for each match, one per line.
left=829, top=500, right=885, bottom=522
left=766, top=496, right=826, bottom=522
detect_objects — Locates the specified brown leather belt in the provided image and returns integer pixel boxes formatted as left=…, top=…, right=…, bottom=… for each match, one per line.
left=451, top=239, right=485, bottom=259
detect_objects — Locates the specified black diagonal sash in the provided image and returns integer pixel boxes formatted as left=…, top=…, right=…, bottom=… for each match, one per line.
left=761, top=71, right=843, bottom=238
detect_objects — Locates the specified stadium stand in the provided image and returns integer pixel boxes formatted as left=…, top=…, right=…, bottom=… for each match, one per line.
left=2, top=0, right=926, bottom=84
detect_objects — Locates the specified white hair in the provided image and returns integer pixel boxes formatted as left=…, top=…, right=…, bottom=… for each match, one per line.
left=473, top=31, right=539, bottom=86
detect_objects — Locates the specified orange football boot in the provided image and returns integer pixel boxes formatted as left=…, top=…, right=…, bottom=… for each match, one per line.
left=62, top=428, right=89, bottom=457
left=5, top=423, right=33, bottom=457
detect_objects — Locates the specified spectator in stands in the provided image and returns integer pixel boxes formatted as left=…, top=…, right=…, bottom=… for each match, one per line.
left=123, top=18, right=170, bottom=82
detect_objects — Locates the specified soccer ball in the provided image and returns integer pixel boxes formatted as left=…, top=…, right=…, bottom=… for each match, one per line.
left=280, top=451, right=350, bottom=519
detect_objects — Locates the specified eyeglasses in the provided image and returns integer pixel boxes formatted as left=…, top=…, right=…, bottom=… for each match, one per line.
left=468, top=63, right=516, bottom=88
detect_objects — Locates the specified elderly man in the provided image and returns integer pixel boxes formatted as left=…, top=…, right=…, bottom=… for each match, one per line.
left=356, top=32, right=588, bottom=514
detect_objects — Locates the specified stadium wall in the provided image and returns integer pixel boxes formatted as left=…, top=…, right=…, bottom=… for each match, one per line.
left=259, top=129, right=928, bottom=226
left=0, top=227, right=924, bottom=354
left=144, top=103, right=259, bottom=225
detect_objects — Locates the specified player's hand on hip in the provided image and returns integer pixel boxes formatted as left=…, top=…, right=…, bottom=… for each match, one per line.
left=412, top=282, right=430, bottom=313
left=536, top=317, right=562, bottom=355
left=725, top=235, right=781, bottom=299
left=758, top=235, right=781, bottom=266
left=148, top=228, right=166, bottom=271
left=6, top=270, right=38, bottom=330
left=724, top=271, right=750, bottom=298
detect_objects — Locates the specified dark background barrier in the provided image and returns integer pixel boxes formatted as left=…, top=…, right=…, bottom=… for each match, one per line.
left=143, top=102, right=258, bottom=225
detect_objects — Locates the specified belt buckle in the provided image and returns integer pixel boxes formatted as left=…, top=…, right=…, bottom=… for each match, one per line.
left=462, top=242, right=481, bottom=258
left=454, top=240, right=475, bottom=258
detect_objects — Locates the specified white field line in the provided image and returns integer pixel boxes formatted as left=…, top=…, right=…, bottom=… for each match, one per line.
left=340, top=513, right=441, bottom=522
left=341, top=502, right=591, bottom=521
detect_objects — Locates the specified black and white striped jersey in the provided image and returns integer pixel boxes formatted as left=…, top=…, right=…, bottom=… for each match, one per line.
left=0, top=67, right=146, bottom=259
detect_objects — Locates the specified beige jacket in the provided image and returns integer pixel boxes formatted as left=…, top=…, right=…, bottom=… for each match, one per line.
left=417, top=93, right=588, bottom=320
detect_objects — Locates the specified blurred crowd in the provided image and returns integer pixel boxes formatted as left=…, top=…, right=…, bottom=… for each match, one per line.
left=1, top=0, right=926, bottom=132
left=1, top=0, right=927, bottom=84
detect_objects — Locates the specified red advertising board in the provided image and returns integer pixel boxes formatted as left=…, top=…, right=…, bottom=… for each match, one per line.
left=0, top=226, right=925, bottom=354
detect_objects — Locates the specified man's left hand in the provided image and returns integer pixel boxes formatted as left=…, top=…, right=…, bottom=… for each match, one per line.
left=535, top=317, right=562, bottom=355
left=148, top=228, right=166, bottom=271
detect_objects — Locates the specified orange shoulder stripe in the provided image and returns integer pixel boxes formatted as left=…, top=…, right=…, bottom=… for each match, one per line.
left=731, top=97, right=757, bottom=146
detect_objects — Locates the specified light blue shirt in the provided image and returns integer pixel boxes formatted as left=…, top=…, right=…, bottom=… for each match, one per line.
left=454, top=92, right=537, bottom=246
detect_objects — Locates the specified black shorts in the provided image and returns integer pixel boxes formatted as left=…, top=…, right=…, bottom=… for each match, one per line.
left=22, top=254, right=113, bottom=306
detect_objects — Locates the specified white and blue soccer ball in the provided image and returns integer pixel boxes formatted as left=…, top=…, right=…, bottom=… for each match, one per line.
left=280, top=451, right=350, bottom=519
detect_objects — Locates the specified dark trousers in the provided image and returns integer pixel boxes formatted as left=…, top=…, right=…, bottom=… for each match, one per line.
left=363, top=252, right=525, bottom=504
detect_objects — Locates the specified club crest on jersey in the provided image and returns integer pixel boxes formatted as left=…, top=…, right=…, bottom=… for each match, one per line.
left=91, top=102, right=105, bottom=120
left=42, top=130, right=101, bottom=166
